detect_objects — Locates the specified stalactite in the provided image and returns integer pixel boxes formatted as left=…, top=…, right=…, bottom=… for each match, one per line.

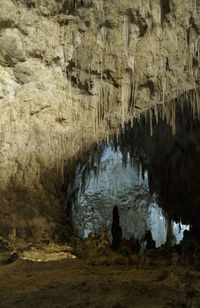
left=162, top=76, right=167, bottom=105
left=192, top=90, right=196, bottom=119
left=171, top=102, right=176, bottom=135
left=197, top=88, right=200, bottom=118
left=165, top=100, right=170, bottom=125
left=116, top=127, right=119, bottom=144
left=144, top=110, right=148, bottom=126
left=106, top=132, right=109, bottom=145
left=37, top=163, right=40, bottom=185
left=180, top=94, right=184, bottom=114
left=149, top=109, right=153, bottom=136
left=100, top=53, right=104, bottom=119
left=154, top=103, right=159, bottom=124
left=123, top=15, right=129, bottom=48
left=75, top=99, right=78, bottom=118
left=130, top=112, right=134, bottom=128
left=133, top=77, right=138, bottom=108
left=69, top=77, right=73, bottom=107
left=95, top=96, right=98, bottom=133
left=121, top=69, right=132, bottom=128
left=161, top=103, right=165, bottom=122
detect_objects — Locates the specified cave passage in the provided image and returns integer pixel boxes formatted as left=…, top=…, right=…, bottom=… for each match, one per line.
left=68, top=144, right=189, bottom=248
left=66, top=90, right=200, bottom=250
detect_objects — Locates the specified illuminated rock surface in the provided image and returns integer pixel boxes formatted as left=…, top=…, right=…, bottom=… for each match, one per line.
left=0, top=0, right=199, bottom=189
left=70, top=145, right=189, bottom=247
left=0, top=2, right=200, bottom=307
left=0, top=0, right=200, bottom=276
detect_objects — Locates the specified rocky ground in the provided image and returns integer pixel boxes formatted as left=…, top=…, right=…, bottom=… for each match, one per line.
left=0, top=251, right=200, bottom=308
left=1, top=230, right=200, bottom=307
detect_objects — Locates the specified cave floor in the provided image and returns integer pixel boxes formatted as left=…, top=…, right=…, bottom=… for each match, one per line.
left=0, top=258, right=200, bottom=308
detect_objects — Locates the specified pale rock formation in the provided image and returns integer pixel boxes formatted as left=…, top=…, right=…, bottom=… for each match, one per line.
left=0, top=0, right=199, bottom=244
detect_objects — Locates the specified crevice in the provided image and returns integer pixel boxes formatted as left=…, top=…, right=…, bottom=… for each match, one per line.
left=160, top=0, right=171, bottom=26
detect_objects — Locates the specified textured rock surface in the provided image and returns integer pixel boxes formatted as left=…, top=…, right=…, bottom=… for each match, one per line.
left=69, top=145, right=189, bottom=248
left=0, top=0, right=199, bottom=244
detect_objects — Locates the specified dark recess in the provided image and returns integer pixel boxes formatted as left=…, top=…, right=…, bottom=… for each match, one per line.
left=160, top=0, right=171, bottom=25
left=139, top=80, right=155, bottom=96
left=59, top=0, right=93, bottom=15
left=125, top=8, right=148, bottom=37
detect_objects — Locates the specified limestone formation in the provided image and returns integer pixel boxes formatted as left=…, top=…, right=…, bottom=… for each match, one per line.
left=0, top=0, right=199, bottom=245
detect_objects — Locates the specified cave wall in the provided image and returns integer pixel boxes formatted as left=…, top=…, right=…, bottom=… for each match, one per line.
left=0, top=0, right=199, bottom=244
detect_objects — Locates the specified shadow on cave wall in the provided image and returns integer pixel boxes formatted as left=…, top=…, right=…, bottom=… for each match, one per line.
left=117, top=91, right=200, bottom=234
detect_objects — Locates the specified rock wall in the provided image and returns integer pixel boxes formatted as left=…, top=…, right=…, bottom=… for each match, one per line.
left=0, top=0, right=199, bottom=244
